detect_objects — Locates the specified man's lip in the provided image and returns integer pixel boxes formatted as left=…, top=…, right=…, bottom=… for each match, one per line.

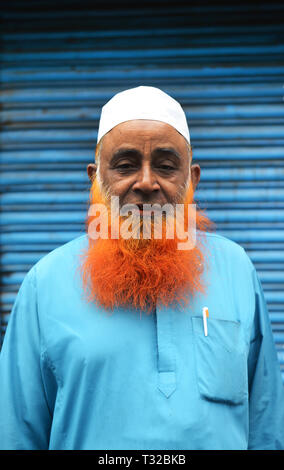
left=125, top=203, right=165, bottom=208
left=134, top=204, right=164, bottom=213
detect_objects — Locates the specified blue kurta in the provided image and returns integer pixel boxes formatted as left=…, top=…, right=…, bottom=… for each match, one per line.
left=0, top=232, right=283, bottom=450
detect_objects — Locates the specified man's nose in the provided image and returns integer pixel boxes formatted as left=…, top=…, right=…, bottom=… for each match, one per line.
left=132, top=164, right=160, bottom=194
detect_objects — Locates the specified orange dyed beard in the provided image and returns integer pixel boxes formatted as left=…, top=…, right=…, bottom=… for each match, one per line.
left=80, top=178, right=215, bottom=313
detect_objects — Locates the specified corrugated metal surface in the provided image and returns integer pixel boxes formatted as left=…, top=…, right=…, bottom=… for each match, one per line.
left=1, top=1, right=284, bottom=380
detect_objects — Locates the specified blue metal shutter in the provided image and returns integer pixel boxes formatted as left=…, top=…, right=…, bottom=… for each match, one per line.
left=1, top=2, right=284, bottom=381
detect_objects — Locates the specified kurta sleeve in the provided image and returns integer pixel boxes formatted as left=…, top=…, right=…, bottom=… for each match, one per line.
left=0, top=267, right=51, bottom=449
left=247, top=265, right=284, bottom=450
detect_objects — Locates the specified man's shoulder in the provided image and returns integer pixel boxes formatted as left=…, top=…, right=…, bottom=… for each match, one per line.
left=203, top=231, right=244, bottom=252
left=202, top=231, right=253, bottom=270
left=31, top=233, right=88, bottom=278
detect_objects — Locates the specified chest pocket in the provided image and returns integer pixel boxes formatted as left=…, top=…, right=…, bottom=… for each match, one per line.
left=191, top=316, right=248, bottom=405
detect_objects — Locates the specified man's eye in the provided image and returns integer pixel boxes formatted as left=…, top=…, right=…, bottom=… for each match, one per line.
left=116, top=163, right=135, bottom=170
left=159, top=165, right=175, bottom=171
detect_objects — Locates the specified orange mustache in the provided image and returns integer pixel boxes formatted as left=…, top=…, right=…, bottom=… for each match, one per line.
left=80, top=179, right=215, bottom=313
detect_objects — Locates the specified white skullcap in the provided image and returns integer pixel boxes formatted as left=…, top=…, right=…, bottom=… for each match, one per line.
left=97, top=86, right=190, bottom=144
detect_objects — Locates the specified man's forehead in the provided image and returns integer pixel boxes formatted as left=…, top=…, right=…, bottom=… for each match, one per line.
left=101, top=119, right=189, bottom=150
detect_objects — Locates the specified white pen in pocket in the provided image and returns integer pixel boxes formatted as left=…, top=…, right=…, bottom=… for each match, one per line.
left=202, top=307, right=209, bottom=336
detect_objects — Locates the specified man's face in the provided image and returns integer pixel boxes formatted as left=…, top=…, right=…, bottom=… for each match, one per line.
left=83, top=120, right=211, bottom=312
left=87, top=120, right=201, bottom=207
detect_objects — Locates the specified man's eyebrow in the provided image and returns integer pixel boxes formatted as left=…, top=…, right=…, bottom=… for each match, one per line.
left=153, top=147, right=181, bottom=160
left=110, top=148, right=142, bottom=164
left=109, top=146, right=181, bottom=165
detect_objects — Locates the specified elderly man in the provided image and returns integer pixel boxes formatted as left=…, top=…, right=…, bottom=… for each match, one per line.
left=0, top=86, right=283, bottom=450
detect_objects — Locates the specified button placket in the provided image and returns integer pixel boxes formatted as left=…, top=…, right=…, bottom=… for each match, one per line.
left=156, top=303, right=177, bottom=398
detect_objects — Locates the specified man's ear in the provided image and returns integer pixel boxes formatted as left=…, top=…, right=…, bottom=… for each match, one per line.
left=190, top=163, right=201, bottom=191
left=87, top=163, right=97, bottom=182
